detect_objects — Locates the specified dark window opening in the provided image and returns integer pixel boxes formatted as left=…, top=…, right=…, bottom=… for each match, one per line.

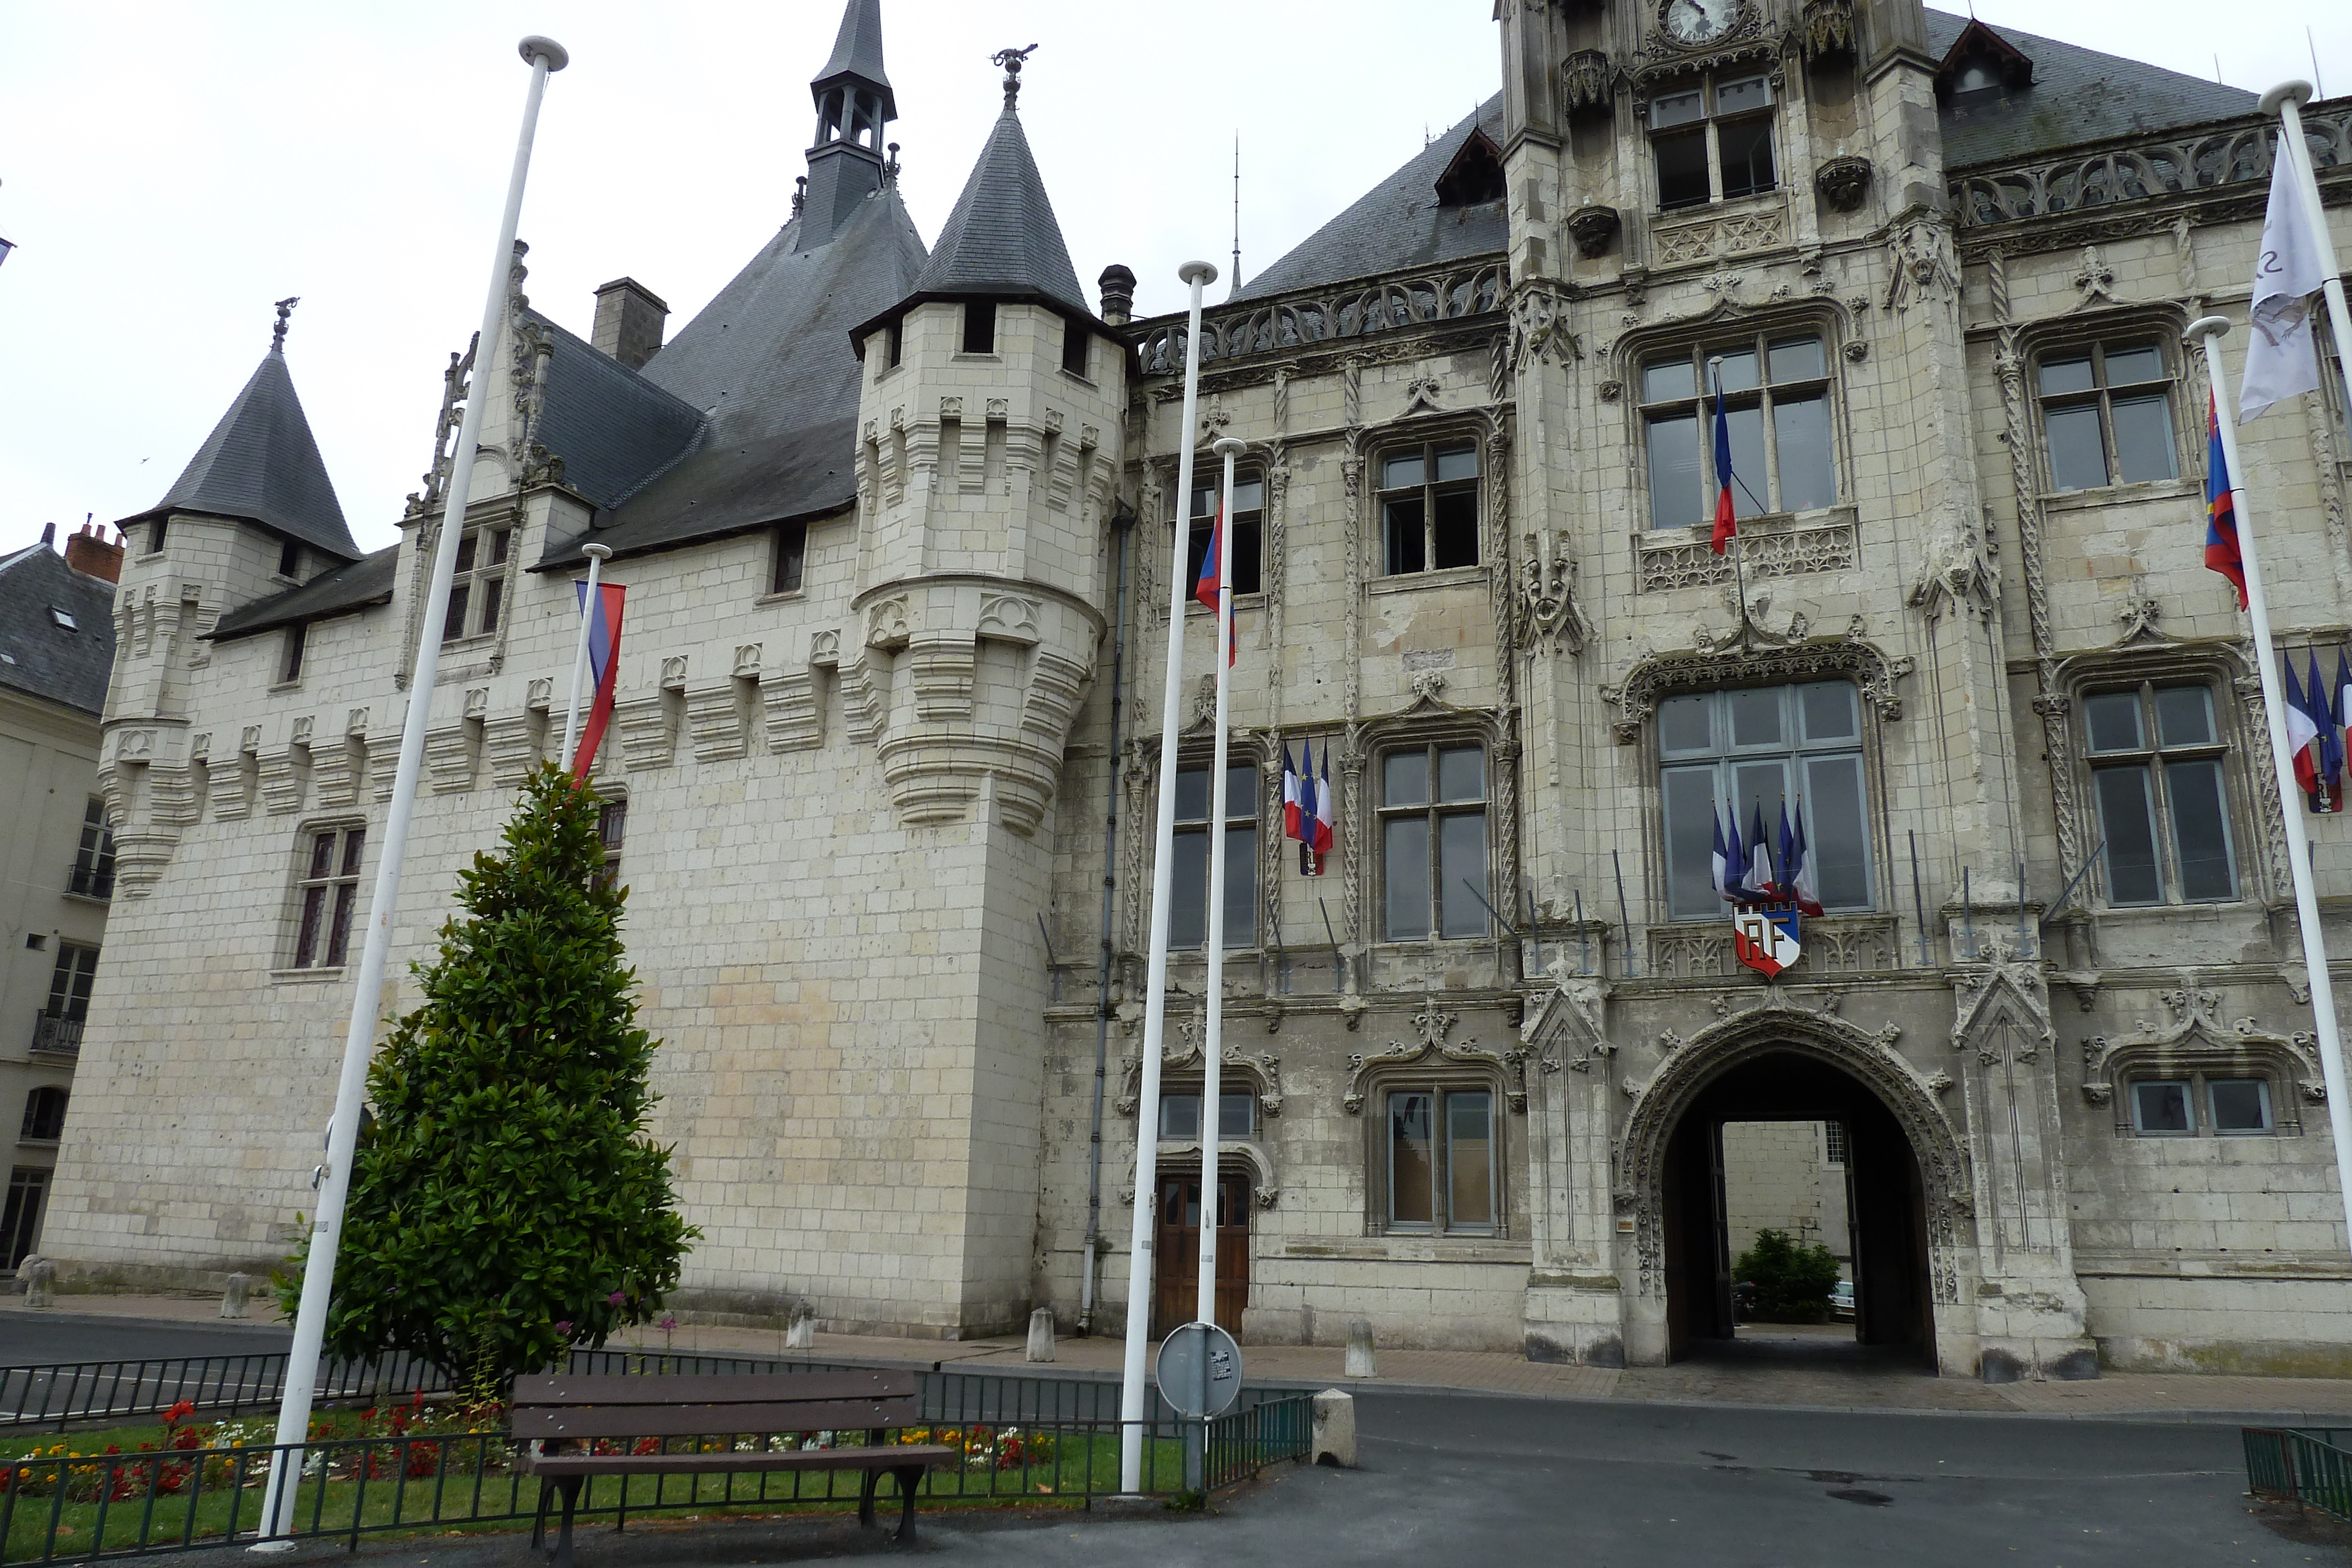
left=594, top=798, right=627, bottom=893
left=1188, top=474, right=1266, bottom=597
left=278, top=538, right=301, bottom=578
left=886, top=319, right=904, bottom=368
left=1434, top=129, right=1507, bottom=208
left=1718, top=116, right=1776, bottom=199
left=1170, top=763, right=1258, bottom=949
left=1062, top=319, right=1090, bottom=377
left=3, top=1168, right=50, bottom=1272
left=20, top=1088, right=68, bottom=1143
left=1655, top=127, right=1711, bottom=209
left=771, top=523, right=808, bottom=595
left=44, top=943, right=99, bottom=1024
left=1378, top=443, right=1481, bottom=576
left=71, top=797, right=115, bottom=900
left=148, top=517, right=168, bottom=554
left=963, top=301, right=997, bottom=355
left=280, top=623, right=308, bottom=684
left=441, top=584, right=469, bottom=643
left=293, top=825, right=366, bottom=969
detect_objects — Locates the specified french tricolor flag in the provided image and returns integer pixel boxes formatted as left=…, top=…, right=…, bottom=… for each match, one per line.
left=1282, top=745, right=1304, bottom=843
left=1312, top=745, right=1335, bottom=866
left=572, top=579, right=626, bottom=775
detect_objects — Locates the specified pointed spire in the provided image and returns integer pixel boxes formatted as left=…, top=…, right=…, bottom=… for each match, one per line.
left=813, top=0, right=893, bottom=121
left=910, top=51, right=1085, bottom=317
left=800, top=0, right=898, bottom=250
left=129, top=312, right=357, bottom=561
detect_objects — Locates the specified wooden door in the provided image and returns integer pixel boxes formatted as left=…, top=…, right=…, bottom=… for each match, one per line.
left=1154, top=1172, right=1251, bottom=1333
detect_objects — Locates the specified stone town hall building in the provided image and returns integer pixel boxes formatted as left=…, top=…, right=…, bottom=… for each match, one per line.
left=36, top=0, right=2352, bottom=1379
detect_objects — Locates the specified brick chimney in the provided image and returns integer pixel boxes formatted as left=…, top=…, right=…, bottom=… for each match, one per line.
left=1098, top=264, right=1136, bottom=327
left=592, top=278, right=669, bottom=370
left=64, top=521, right=122, bottom=584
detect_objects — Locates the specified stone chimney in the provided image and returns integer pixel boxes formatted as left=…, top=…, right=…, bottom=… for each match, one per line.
left=1097, top=264, right=1136, bottom=327
left=591, top=278, right=669, bottom=370
left=65, top=521, right=123, bottom=583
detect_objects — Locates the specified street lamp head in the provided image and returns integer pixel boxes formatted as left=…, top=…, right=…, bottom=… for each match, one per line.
left=2184, top=315, right=2231, bottom=346
left=582, top=543, right=613, bottom=561
left=1178, top=260, right=1220, bottom=288
left=1212, top=437, right=1247, bottom=457
left=519, top=36, right=570, bottom=72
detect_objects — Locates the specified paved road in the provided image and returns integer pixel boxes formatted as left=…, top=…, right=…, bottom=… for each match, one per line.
left=102, top=1389, right=2344, bottom=1568
left=0, top=1311, right=290, bottom=1366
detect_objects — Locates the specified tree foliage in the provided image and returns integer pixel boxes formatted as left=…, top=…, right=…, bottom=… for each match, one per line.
left=1732, top=1228, right=1843, bottom=1321
left=277, top=765, right=696, bottom=1395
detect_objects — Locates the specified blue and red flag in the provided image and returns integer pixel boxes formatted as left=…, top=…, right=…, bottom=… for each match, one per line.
left=572, top=579, right=626, bottom=775
left=1195, top=496, right=1235, bottom=666
left=2204, top=394, right=2248, bottom=609
left=1710, top=370, right=1738, bottom=556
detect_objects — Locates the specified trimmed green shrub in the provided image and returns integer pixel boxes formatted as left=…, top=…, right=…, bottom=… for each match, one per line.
left=1733, top=1228, right=1842, bottom=1322
left=278, top=765, right=696, bottom=1396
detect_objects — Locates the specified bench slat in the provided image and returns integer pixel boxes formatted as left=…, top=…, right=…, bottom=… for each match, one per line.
left=518, top=1443, right=957, bottom=1478
left=513, top=1397, right=920, bottom=1440
left=512, top=1371, right=913, bottom=1408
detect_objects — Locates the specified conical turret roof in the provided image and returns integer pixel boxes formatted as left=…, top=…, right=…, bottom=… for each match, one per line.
left=910, top=104, right=1085, bottom=316
left=131, top=337, right=357, bottom=561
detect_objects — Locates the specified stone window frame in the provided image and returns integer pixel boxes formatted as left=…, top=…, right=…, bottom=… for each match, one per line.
left=1374, top=431, right=1484, bottom=579
left=769, top=522, right=808, bottom=598
left=1643, top=68, right=1780, bottom=212
left=2016, top=311, right=2194, bottom=503
left=1372, top=734, right=1495, bottom=945
left=285, top=818, right=369, bottom=973
left=1352, top=702, right=1522, bottom=963
left=2124, top=1069, right=2280, bottom=1138
left=2054, top=648, right=2263, bottom=914
left=1360, top=1073, right=1511, bottom=1240
left=399, top=500, right=522, bottom=687
left=1653, top=678, right=1879, bottom=922
left=593, top=790, right=629, bottom=895
left=2104, top=1049, right=2304, bottom=1138
left=440, top=520, right=516, bottom=646
left=1615, top=304, right=1853, bottom=547
left=1168, top=740, right=1267, bottom=954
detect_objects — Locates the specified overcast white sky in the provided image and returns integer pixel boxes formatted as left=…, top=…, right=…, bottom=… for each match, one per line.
left=1, top=1, right=2346, bottom=564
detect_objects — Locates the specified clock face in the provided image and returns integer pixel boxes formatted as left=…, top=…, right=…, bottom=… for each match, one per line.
left=1665, top=0, right=1739, bottom=44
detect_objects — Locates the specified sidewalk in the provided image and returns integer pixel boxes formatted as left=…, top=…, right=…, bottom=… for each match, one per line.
left=14, top=1293, right=2352, bottom=1421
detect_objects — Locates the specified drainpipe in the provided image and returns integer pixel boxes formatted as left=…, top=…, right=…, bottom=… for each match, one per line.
left=1079, top=499, right=1137, bottom=1335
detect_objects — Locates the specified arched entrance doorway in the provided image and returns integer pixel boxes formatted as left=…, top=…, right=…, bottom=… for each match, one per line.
left=1659, top=1051, right=1933, bottom=1360
left=1614, top=1004, right=1972, bottom=1373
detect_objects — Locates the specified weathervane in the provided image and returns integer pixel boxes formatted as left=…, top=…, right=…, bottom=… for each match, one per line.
left=271, top=296, right=300, bottom=353
left=991, top=44, right=1038, bottom=108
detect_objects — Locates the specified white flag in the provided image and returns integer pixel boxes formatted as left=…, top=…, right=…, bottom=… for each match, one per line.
left=2240, top=138, right=2329, bottom=423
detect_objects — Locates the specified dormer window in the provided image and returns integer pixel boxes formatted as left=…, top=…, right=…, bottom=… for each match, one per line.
left=1434, top=129, right=1506, bottom=208
left=1650, top=73, right=1776, bottom=210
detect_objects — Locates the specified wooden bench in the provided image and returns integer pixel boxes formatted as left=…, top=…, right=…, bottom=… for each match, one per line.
left=510, top=1370, right=956, bottom=1562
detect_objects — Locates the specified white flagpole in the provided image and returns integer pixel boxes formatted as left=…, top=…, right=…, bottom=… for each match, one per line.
left=1119, top=258, right=1218, bottom=1495
left=1197, top=436, right=1245, bottom=1327
left=2263, top=83, right=2352, bottom=420
left=2187, top=316, right=2352, bottom=1251
left=559, top=542, right=612, bottom=770
left=253, top=36, right=569, bottom=1549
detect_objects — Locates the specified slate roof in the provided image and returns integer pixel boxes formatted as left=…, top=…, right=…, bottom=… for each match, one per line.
left=814, top=0, right=894, bottom=119
left=0, top=542, right=119, bottom=717
left=123, top=345, right=359, bottom=562
left=536, top=186, right=926, bottom=569
left=1234, top=98, right=1508, bottom=303
left=905, top=105, right=1087, bottom=316
left=208, top=544, right=397, bottom=644
left=525, top=309, right=706, bottom=511
left=1924, top=10, right=2257, bottom=168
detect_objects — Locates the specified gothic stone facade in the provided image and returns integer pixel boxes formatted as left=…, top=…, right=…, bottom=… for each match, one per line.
left=38, top=0, right=2352, bottom=1378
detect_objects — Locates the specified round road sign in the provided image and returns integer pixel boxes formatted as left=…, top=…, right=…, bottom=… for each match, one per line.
left=1155, top=1320, right=1243, bottom=1417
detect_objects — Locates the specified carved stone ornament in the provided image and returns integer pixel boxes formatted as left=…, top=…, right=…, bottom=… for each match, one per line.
left=1402, top=375, right=1445, bottom=416
left=1566, top=203, right=1622, bottom=259
left=2081, top=984, right=2326, bottom=1122
left=1883, top=217, right=1960, bottom=311
left=1815, top=156, right=1872, bottom=214
left=1563, top=49, right=1612, bottom=115
left=1798, top=0, right=1856, bottom=59
left=1601, top=616, right=1910, bottom=744
left=1114, top=1011, right=1285, bottom=1120
left=1344, top=1001, right=1534, bottom=1114
left=1519, top=531, right=1596, bottom=654
left=1949, top=933, right=2054, bottom=1068
left=1134, top=260, right=1507, bottom=376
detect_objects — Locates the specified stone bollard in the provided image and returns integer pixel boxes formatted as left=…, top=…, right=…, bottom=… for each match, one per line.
left=1026, top=1306, right=1057, bottom=1363
left=1311, top=1389, right=1357, bottom=1467
left=1344, top=1318, right=1375, bottom=1379
left=24, top=1258, right=56, bottom=1310
left=220, top=1272, right=252, bottom=1320
left=784, top=1300, right=817, bottom=1350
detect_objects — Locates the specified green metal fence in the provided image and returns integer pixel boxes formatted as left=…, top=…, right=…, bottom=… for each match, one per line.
left=2243, top=1427, right=2352, bottom=1521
